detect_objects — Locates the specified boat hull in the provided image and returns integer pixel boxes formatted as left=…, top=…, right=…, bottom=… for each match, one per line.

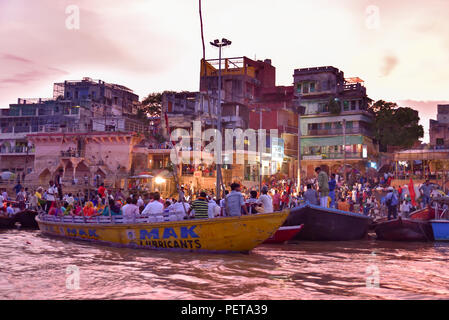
left=14, top=210, right=38, bottom=229
left=284, top=204, right=372, bottom=241
left=263, top=225, right=303, bottom=244
left=0, top=216, right=15, bottom=229
left=36, top=211, right=289, bottom=253
left=374, top=218, right=434, bottom=241
left=431, top=220, right=449, bottom=241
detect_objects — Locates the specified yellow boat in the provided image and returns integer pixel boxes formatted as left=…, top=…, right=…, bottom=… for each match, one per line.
left=36, top=211, right=289, bottom=253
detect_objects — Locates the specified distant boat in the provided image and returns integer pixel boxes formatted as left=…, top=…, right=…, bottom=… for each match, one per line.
left=0, top=210, right=39, bottom=229
left=0, top=216, right=15, bottom=229
left=374, top=217, right=434, bottom=241
left=263, top=225, right=303, bottom=244
left=36, top=211, right=289, bottom=253
left=284, top=204, right=372, bottom=241
left=429, top=197, right=449, bottom=241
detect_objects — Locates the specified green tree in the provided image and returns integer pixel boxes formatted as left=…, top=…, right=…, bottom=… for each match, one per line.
left=140, top=92, right=163, bottom=117
left=368, top=100, right=424, bottom=150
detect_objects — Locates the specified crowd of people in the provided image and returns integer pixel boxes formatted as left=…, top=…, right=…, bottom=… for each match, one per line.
left=2, top=168, right=448, bottom=222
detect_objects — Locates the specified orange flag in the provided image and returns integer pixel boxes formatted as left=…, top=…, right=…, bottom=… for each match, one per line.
left=409, top=178, right=416, bottom=207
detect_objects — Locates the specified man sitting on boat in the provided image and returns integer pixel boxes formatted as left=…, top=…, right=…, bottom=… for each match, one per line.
left=188, top=192, right=209, bottom=219
left=141, top=193, right=164, bottom=216
left=257, top=186, right=273, bottom=213
left=225, top=183, right=248, bottom=217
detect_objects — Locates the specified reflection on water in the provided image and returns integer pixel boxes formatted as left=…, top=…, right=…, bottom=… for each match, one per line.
left=1, top=229, right=449, bottom=300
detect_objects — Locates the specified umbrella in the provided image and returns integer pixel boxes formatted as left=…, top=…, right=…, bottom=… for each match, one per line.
left=1, top=171, right=15, bottom=180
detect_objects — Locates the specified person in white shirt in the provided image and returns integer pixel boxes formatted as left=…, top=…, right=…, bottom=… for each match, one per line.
left=169, top=199, right=190, bottom=219
left=141, top=193, right=164, bottom=216
left=257, top=186, right=273, bottom=213
left=208, top=197, right=220, bottom=218
left=45, top=181, right=57, bottom=212
left=137, top=196, right=144, bottom=208
left=400, top=200, right=412, bottom=218
left=0, top=193, right=4, bottom=204
left=122, top=198, right=140, bottom=222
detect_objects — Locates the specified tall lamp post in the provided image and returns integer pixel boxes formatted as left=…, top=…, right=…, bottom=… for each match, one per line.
left=210, top=38, right=231, bottom=199
left=293, top=93, right=304, bottom=191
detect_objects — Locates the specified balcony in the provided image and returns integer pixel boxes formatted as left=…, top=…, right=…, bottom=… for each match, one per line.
left=302, top=152, right=363, bottom=160
left=278, top=125, right=299, bottom=135
left=0, top=146, right=35, bottom=155
left=307, top=127, right=371, bottom=136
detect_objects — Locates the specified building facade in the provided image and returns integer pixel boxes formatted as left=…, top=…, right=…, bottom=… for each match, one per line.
left=430, top=104, right=449, bottom=149
left=293, top=66, right=378, bottom=178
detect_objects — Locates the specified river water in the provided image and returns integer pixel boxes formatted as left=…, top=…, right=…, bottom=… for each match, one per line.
left=1, top=229, right=449, bottom=300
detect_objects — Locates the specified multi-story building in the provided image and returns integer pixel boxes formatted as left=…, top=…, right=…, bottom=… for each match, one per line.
left=0, top=78, right=147, bottom=179
left=294, top=66, right=378, bottom=178
left=430, top=104, right=449, bottom=149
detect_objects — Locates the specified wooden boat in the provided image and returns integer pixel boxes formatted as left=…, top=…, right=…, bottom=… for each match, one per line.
left=0, top=216, right=16, bottom=229
left=263, top=225, right=303, bottom=244
left=14, top=210, right=39, bottom=229
left=284, top=204, right=372, bottom=241
left=374, top=217, right=434, bottom=241
left=409, top=207, right=435, bottom=220
left=36, top=211, right=289, bottom=253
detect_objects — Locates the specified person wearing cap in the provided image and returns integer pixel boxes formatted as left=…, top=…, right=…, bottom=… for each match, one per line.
left=385, top=186, right=399, bottom=220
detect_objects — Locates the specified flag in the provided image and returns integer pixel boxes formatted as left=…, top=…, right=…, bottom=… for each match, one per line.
left=409, top=178, right=416, bottom=207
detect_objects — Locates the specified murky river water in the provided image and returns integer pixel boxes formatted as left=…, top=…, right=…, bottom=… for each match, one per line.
left=1, top=229, right=449, bottom=300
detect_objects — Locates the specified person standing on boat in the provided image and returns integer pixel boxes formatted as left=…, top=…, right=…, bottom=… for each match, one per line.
left=45, top=181, right=57, bottom=213
left=226, top=183, right=249, bottom=217
left=419, top=180, right=433, bottom=207
left=385, top=187, right=399, bottom=220
left=315, top=167, right=329, bottom=208
left=328, top=174, right=337, bottom=208
left=303, top=184, right=319, bottom=205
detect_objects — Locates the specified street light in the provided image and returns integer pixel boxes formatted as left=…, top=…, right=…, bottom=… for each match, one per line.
left=210, top=38, right=231, bottom=199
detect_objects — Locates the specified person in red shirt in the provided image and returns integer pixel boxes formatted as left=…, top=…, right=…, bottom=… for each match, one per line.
left=98, top=183, right=106, bottom=198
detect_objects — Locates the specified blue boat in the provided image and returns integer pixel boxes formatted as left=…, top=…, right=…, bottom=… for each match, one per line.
left=429, top=197, right=449, bottom=241
left=431, top=220, right=449, bottom=241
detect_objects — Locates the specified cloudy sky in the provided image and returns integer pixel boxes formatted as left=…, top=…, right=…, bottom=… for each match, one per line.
left=1, top=0, right=448, bottom=141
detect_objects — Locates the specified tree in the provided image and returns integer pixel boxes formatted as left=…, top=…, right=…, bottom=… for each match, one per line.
left=368, top=100, right=424, bottom=150
left=140, top=92, right=163, bottom=117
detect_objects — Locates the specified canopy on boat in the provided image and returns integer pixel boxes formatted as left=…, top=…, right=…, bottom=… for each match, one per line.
left=130, top=174, right=154, bottom=179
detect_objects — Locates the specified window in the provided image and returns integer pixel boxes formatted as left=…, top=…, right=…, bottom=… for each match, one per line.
left=296, top=83, right=301, bottom=93
left=309, top=82, right=316, bottom=92
left=302, top=83, right=309, bottom=94
left=324, top=122, right=331, bottom=129
left=346, top=121, right=353, bottom=128
left=436, top=138, right=444, bottom=145
left=351, top=100, right=357, bottom=110
left=343, top=101, right=349, bottom=111
left=335, top=122, right=342, bottom=129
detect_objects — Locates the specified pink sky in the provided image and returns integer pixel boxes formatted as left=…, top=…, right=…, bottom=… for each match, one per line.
left=1, top=0, right=448, bottom=141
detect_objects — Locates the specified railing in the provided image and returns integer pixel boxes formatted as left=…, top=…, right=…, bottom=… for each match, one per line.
left=308, top=127, right=371, bottom=136
left=60, top=150, right=85, bottom=158
left=278, top=125, right=298, bottom=135
left=40, top=212, right=188, bottom=224
left=302, top=152, right=363, bottom=160
left=0, top=147, right=35, bottom=154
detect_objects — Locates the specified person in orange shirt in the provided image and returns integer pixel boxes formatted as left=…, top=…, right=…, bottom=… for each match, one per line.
left=337, top=198, right=351, bottom=212
left=83, top=201, right=97, bottom=217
